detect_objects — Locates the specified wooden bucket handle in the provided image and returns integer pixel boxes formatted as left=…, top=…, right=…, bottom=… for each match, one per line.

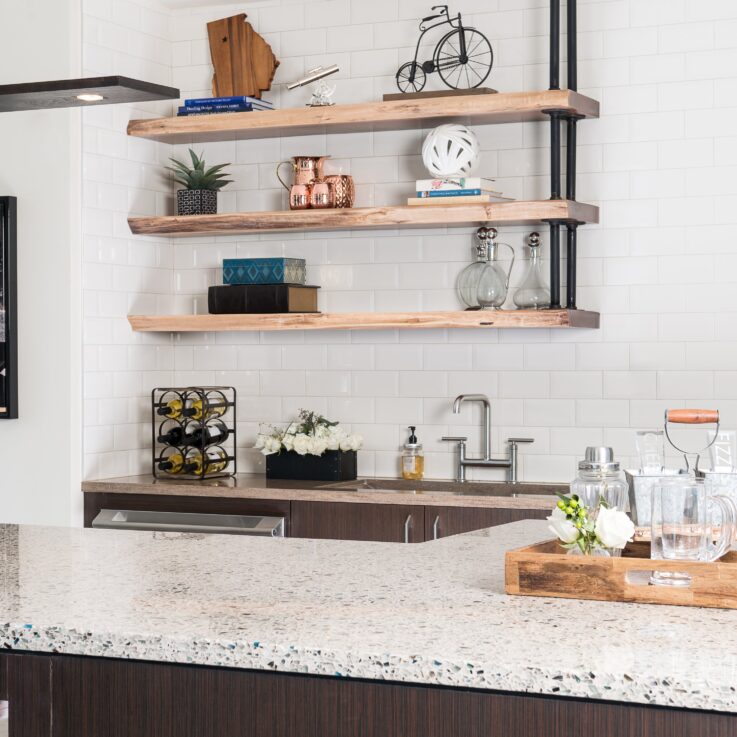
left=665, top=409, right=719, bottom=425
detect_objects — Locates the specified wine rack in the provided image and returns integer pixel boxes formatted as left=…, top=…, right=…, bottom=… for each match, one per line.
left=151, top=386, right=237, bottom=480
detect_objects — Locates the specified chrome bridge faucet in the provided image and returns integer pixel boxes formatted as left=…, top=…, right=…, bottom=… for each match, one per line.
left=441, top=394, right=533, bottom=483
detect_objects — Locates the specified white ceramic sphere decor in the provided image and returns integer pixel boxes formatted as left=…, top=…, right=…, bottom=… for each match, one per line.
left=421, top=123, right=480, bottom=178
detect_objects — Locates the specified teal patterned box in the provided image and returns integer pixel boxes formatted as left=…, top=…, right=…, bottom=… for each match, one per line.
left=222, top=258, right=307, bottom=285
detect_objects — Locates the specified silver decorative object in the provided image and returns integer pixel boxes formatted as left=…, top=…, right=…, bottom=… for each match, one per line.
left=287, top=64, right=339, bottom=107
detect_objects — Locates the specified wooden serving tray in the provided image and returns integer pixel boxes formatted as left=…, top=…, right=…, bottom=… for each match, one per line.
left=505, top=540, right=737, bottom=609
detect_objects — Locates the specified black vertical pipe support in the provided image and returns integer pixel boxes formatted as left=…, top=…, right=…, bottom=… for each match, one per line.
left=549, top=111, right=562, bottom=200
left=549, top=222, right=561, bottom=309
left=550, top=0, right=560, bottom=90
left=567, top=0, right=577, bottom=91
left=565, top=115, right=580, bottom=309
left=565, top=224, right=577, bottom=309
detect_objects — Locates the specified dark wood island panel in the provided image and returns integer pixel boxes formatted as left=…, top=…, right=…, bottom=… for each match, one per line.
left=1, top=652, right=734, bottom=737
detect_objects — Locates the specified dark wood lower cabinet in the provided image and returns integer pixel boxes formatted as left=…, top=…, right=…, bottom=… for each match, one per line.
left=291, top=501, right=424, bottom=542
left=84, top=492, right=548, bottom=543
left=425, top=505, right=549, bottom=540
left=1, top=651, right=735, bottom=736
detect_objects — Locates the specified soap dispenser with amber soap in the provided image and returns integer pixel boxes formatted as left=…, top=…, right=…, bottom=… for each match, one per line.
left=401, top=426, right=424, bottom=480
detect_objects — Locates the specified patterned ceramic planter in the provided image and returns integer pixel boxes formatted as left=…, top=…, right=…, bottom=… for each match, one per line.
left=265, top=450, right=357, bottom=481
left=176, top=189, right=217, bottom=216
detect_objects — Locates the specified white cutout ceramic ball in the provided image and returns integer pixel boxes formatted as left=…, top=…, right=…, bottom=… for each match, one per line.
left=422, top=124, right=480, bottom=178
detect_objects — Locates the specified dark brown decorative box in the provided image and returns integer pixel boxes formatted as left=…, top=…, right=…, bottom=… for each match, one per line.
left=265, top=450, right=357, bottom=481
left=208, top=284, right=319, bottom=314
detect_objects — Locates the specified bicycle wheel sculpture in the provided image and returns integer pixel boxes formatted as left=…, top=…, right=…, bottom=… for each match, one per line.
left=435, top=29, right=493, bottom=90
left=395, top=6, right=494, bottom=93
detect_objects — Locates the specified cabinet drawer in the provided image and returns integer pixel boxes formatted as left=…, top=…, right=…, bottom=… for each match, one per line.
left=425, top=505, right=548, bottom=540
left=291, top=501, right=424, bottom=543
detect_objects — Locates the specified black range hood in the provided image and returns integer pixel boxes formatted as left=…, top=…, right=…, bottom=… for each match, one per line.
left=0, top=75, right=180, bottom=112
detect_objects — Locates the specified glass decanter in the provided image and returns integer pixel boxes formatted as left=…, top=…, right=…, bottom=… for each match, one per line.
left=476, top=229, right=515, bottom=310
left=456, top=227, right=493, bottom=309
left=513, top=231, right=551, bottom=310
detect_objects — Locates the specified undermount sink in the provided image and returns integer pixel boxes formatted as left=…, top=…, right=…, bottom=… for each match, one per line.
left=320, top=478, right=565, bottom=498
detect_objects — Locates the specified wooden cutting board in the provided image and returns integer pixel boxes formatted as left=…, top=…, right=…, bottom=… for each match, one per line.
left=207, top=14, right=279, bottom=99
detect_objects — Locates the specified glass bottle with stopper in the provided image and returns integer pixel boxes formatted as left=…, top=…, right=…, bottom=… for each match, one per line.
left=475, top=228, right=515, bottom=310
left=513, top=232, right=551, bottom=310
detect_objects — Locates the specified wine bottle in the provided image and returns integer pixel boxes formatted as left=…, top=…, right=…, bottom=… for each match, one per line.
left=183, top=419, right=230, bottom=448
left=156, top=398, right=183, bottom=419
left=157, top=426, right=186, bottom=446
left=158, top=452, right=187, bottom=473
left=183, top=398, right=229, bottom=420
left=187, top=447, right=229, bottom=475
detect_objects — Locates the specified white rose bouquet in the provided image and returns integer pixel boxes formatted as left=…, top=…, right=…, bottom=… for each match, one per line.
left=547, top=493, right=634, bottom=556
left=255, top=409, right=363, bottom=458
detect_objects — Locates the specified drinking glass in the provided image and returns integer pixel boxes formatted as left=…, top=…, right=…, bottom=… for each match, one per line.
left=650, top=478, right=737, bottom=587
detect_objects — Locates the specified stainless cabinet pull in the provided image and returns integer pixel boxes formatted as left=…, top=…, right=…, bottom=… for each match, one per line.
left=404, top=514, right=412, bottom=543
left=432, top=515, right=441, bottom=540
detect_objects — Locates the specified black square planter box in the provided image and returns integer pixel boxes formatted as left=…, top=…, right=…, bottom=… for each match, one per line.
left=265, top=450, right=357, bottom=481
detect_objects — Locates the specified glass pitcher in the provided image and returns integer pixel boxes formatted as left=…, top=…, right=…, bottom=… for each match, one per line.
left=513, top=231, right=551, bottom=309
left=476, top=230, right=515, bottom=310
left=456, top=226, right=492, bottom=309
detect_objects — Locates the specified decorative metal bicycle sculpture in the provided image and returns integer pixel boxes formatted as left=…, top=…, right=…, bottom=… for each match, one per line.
left=395, top=5, right=493, bottom=93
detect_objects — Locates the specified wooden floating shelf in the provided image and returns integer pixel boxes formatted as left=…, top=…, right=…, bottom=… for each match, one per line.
left=128, top=200, right=598, bottom=237
left=127, top=90, right=599, bottom=144
left=128, top=309, right=600, bottom=333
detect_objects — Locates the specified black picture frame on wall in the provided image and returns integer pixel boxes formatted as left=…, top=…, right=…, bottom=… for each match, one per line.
left=0, top=197, right=17, bottom=419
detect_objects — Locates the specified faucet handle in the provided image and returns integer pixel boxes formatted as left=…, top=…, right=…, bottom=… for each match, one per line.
left=441, top=436, right=467, bottom=443
left=508, top=437, right=534, bottom=444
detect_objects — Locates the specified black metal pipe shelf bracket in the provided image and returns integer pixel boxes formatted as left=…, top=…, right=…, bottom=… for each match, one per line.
left=545, top=0, right=580, bottom=310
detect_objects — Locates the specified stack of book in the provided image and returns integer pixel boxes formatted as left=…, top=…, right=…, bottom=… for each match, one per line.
left=408, top=177, right=513, bottom=206
left=177, top=96, right=274, bottom=117
left=209, top=258, right=319, bottom=314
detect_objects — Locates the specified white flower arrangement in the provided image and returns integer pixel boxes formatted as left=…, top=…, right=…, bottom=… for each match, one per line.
left=255, top=409, right=363, bottom=458
left=547, top=493, right=634, bottom=555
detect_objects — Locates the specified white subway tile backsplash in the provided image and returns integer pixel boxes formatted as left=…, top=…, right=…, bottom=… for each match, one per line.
left=80, top=0, right=737, bottom=483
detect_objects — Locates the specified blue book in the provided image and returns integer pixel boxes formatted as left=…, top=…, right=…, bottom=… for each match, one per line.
left=179, top=103, right=252, bottom=112
left=185, top=95, right=273, bottom=108
left=177, top=105, right=253, bottom=117
left=416, top=188, right=483, bottom=198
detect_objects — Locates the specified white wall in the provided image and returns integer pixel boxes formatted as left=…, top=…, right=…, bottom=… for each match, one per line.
left=83, top=0, right=737, bottom=483
left=81, top=0, right=176, bottom=481
left=0, top=0, right=83, bottom=524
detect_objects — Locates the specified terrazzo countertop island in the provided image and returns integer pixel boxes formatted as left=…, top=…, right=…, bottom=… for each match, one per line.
left=1, top=521, right=736, bottom=736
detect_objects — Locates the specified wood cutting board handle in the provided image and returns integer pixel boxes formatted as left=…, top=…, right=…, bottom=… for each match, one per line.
left=665, top=408, right=719, bottom=424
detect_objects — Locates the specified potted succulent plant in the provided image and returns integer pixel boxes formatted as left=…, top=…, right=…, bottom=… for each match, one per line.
left=167, top=149, right=232, bottom=216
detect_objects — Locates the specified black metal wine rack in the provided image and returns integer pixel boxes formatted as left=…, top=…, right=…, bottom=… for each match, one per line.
left=151, top=386, right=237, bottom=480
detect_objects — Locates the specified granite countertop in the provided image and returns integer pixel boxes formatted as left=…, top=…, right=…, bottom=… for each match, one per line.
left=81, top=473, right=564, bottom=510
left=2, top=521, right=737, bottom=712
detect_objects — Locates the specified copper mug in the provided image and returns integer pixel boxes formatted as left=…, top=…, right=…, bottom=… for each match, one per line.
left=324, top=174, right=355, bottom=208
left=277, top=155, right=330, bottom=187
left=310, top=179, right=335, bottom=209
left=289, top=183, right=312, bottom=210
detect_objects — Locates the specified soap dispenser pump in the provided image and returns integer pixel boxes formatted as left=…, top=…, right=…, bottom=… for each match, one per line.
left=401, top=426, right=425, bottom=481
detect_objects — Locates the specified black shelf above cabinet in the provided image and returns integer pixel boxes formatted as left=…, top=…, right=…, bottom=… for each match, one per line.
left=0, top=76, right=180, bottom=112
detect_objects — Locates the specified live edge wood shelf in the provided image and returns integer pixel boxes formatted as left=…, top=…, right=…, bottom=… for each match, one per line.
left=127, top=89, right=599, bottom=144
left=128, top=200, right=598, bottom=237
left=128, top=309, right=600, bottom=332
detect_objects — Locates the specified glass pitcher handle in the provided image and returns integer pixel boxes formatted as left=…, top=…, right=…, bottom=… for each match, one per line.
left=497, top=242, right=516, bottom=289
left=705, top=495, right=737, bottom=561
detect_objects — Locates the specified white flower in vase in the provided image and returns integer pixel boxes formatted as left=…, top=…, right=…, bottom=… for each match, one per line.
left=547, top=506, right=580, bottom=544
left=595, top=506, right=635, bottom=550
